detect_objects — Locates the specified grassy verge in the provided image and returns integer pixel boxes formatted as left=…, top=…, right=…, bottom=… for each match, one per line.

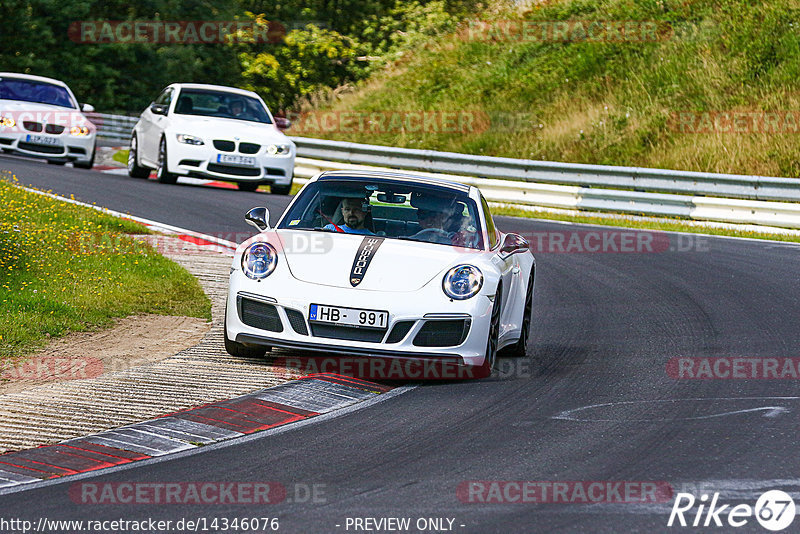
left=493, top=205, right=800, bottom=243
left=112, top=149, right=128, bottom=166
left=0, top=174, right=211, bottom=363
left=295, top=0, right=800, bottom=178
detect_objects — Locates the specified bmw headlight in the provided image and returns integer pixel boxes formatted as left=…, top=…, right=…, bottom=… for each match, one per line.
left=1, top=116, right=16, bottom=128
left=242, top=242, right=278, bottom=280
left=443, top=265, right=483, bottom=300
left=176, top=134, right=204, bottom=145
left=70, top=126, right=90, bottom=136
left=265, top=144, right=290, bottom=155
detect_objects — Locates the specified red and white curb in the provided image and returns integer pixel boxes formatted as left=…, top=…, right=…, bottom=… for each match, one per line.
left=0, top=185, right=415, bottom=493
left=0, top=374, right=399, bottom=490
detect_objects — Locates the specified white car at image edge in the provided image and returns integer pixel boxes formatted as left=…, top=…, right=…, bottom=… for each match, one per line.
left=0, top=72, right=96, bottom=168
left=224, top=170, right=536, bottom=379
left=128, top=83, right=295, bottom=193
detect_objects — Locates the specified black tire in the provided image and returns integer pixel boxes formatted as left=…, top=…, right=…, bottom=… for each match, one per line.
left=127, top=135, right=150, bottom=178
left=47, top=160, right=66, bottom=165
left=73, top=142, right=96, bottom=169
left=505, top=267, right=535, bottom=358
left=238, top=182, right=260, bottom=192
left=223, top=310, right=270, bottom=358
left=475, top=283, right=502, bottom=379
left=156, top=137, right=178, bottom=184
left=271, top=181, right=293, bottom=195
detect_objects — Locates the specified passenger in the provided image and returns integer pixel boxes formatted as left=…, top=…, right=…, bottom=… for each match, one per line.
left=323, top=197, right=375, bottom=235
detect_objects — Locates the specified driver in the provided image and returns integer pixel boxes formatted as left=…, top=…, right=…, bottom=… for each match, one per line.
left=409, top=193, right=456, bottom=244
left=230, top=99, right=245, bottom=117
left=323, top=197, right=375, bottom=235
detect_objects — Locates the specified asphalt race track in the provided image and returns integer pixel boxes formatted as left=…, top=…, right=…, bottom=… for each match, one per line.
left=2, top=155, right=800, bottom=533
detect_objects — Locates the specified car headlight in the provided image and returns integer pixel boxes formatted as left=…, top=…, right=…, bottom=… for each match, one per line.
left=442, top=265, right=483, bottom=300
left=70, top=126, right=90, bottom=136
left=241, top=242, right=278, bottom=280
left=1, top=116, right=16, bottom=128
left=176, top=134, right=204, bottom=145
left=265, top=144, right=290, bottom=155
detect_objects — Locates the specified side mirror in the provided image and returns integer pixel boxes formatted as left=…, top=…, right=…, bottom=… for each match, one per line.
left=274, top=117, right=291, bottom=130
left=245, top=207, right=270, bottom=231
left=500, top=233, right=529, bottom=257
left=80, top=103, right=95, bottom=113
left=150, top=103, right=168, bottom=116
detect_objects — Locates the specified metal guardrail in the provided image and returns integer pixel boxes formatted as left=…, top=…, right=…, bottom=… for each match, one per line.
left=87, top=112, right=800, bottom=228
left=290, top=137, right=800, bottom=203
left=288, top=137, right=800, bottom=229
left=88, top=112, right=138, bottom=142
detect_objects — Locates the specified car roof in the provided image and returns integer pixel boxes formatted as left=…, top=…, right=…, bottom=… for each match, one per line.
left=171, top=83, right=260, bottom=98
left=0, top=72, right=69, bottom=87
left=316, top=170, right=471, bottom=193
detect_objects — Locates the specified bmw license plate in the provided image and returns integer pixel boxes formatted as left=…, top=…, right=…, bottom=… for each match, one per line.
left=309, top=304, right=388, bottom=329
left=26, top=134, right=61, bottom=146
left=216, top=153, right=255, bottom=167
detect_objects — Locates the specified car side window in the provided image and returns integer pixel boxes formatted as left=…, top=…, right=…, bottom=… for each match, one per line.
left=481, top=195, right=499, bottom=249
left=155, top=88, right=173, bottom=106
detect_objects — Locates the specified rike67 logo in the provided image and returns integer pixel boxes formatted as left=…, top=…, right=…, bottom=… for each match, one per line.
left=668, top=490, right=795, bottom=531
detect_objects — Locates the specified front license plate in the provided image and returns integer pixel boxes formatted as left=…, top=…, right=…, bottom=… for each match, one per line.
left=216, top=153, right=255, bottom=167
left=309, top=304, right=389, bottom=329
left=25, top=134, right=61, bottom=146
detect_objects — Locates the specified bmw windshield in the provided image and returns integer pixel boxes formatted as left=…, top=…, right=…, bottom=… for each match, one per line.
left=173, top=89, right=272, bottom=124
left=278, top=178, right=484, bottom=250
left=0, top=77, right=76, bottom=108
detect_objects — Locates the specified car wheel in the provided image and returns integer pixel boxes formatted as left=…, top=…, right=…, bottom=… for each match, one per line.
left=238, top=182, right=260, bottom=192
left=271, top=181, right=293, bottom=195
left=475, top=283, right=502, bottom=379
left=223, top=309, right=270, bottom=358
left=505, top=267, right=534, bottom=358
left=127, top=135, right=150, bottom=178
left=73, top=142, right=96, bottom=169
left=47, top=160, right=66, bottom=165
left=156, top=137, right=178, bottom=184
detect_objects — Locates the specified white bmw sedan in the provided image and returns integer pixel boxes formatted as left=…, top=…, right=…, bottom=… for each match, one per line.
left=128, top=83, right=295, bottom=193
left=224, top=170, right=536, bottom=379
left=0, top=73, right=96, bottom=168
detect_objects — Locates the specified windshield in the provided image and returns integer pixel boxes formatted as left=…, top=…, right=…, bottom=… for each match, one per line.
left=278, top=178, right=484, bottom=250
left=173, top=89, right=272, bottom=124
left=0, top=77, right=76, bottom=108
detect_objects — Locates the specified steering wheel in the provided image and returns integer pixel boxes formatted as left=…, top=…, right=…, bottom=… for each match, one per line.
left=412, top=228, right=452, bottom=244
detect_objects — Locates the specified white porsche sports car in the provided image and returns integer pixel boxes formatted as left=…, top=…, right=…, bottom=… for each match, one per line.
left=224, top=170, right=535, bottom=378
left=0, top=73, right=96, bottom=168
left=128, top=83, right=295, bottom=193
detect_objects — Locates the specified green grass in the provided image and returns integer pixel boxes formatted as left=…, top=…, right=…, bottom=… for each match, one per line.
left=112, top=149, right=128, bottom=166
left=493, top=205, right=800, bottom=243
left=295, top=0, right=800, bottom=178
left=0, top=174, right=211, bottom=364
